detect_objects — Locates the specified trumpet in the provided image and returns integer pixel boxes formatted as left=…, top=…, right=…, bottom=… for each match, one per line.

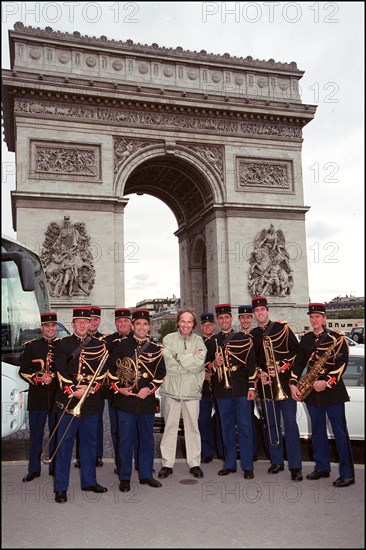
left=41, top=350, right=109, bottom=464
left=215, top=341, right=231, bottom=390
left=258, top=336, right=288, bottom=447
left=45, top=349, right=53, bottom=378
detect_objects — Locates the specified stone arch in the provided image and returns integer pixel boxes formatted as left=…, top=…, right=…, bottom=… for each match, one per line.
left=115, top=149, right=216, bottom=310
left=114, top=143, right=225, bottom=222
left=2, top=23, right=316, bottom=328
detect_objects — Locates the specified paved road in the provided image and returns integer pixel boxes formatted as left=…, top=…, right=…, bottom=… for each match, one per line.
left=2, top=409, right=364, bottom=549
left=2, top=459, right=364, bottom=549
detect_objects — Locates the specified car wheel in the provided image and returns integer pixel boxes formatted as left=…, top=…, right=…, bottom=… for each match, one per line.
left=353, top=334, right=360, bottom=343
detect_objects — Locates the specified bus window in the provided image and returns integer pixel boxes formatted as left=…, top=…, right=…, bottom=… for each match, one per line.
left=1, top=235, right=51, bottom=437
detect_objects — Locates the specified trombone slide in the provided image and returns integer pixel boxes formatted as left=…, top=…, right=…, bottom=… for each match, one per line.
left=40, top=350, right=109, bottom=464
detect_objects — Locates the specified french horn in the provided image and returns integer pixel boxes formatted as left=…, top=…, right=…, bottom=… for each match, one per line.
left=116, top=356, right=139, bottom=389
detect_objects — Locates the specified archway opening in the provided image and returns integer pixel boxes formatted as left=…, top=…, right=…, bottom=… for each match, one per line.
left=123, top=194, right=179, bottom=308
left=122, top=154, right=214, bottom=311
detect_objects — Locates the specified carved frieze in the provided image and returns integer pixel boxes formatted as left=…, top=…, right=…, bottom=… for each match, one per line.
left=15, top=99, right=302, bottom=141
left=30, top=140, right=101, bottom=181
left=236, top=158, right=293, bottom=193
left=41, top=216, right=95, bottom=299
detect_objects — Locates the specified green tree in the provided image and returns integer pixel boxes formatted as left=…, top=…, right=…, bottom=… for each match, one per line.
left=158, top=319, right=176, bottom=343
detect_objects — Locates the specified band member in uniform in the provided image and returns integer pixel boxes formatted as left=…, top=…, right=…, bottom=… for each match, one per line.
left=89, top=306, right=105, bottom=467
left=198, top=313, right=224, bottom=464
left=158, top=308, right=206, bottom=480
left=75, top=305, right=105, bottom=468
left=52, top=307, right=109, bottom=503
left=206, top=304, right=257, bottom=479
left=19, top=312, right=59, bottom=481
left=238, top=305, right=260, bottom=461
left=290, top=302, right=355, bottom=487
left=104, top=308, right=133, bottom=474
left=108, top=309, right=166, bottom=492
left=251, top=296, right=303, bottom=481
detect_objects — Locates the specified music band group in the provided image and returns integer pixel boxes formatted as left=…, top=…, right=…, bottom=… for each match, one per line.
left=19, top=296, right=355, bottom=504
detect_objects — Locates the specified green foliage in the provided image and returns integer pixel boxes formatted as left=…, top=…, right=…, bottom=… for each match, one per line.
left=158, top=319, right=176, bottom=342
left=327, top=307, right=364, bottom=319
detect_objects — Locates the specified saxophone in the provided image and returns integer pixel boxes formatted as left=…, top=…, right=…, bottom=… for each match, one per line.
left=297, top=334, right=338, bottom=401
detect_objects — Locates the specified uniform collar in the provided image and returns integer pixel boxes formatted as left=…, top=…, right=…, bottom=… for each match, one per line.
left=73, top=333, right=89, bottom=342
left=134, top=336, right=148, bottom=346
left=260, top=321, right=271, bottom=331
left=221, top=329, right=234, bottom=337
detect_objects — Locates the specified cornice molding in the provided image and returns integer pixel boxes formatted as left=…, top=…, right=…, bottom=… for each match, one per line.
left=11, top=22, right=302, bottom=73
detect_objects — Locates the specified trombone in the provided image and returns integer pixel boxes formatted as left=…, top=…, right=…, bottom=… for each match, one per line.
left=258, top=336, right=288, bottom=447
left=41, top=350, right=109, bottom=464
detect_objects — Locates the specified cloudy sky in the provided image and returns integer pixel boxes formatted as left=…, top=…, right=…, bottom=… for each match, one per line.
left=1, top=2, right=364, bottom=308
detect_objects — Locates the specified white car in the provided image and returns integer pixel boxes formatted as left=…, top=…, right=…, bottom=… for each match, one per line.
left=295, top=347, right=364, bottom=440
left=156, top=347, right=364, bottom=441
left=345, top=335, right=364, bottom=348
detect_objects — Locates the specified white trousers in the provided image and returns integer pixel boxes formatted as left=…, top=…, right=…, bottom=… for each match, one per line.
left=160, top=396, right=201, bottom=469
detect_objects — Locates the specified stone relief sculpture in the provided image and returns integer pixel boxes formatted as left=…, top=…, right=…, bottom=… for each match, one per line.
left=15, top=99, right=303, bottom=141
left=239, top=161, right=289, bottom=188
left=248, top=224, right=293, bottom=297
left=35, top=146, right=97, bottom=176
left=195, top=145, right=224, bottom=182
left=41, top=216, right=95, bottom=298
left=114, top=137, right=155, bottom=173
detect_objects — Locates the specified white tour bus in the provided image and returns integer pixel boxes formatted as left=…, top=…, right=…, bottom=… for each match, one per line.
left=1, top=234, right=63, bottom=437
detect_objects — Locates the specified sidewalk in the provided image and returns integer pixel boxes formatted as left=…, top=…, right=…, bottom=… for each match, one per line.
left=2, top=459, right=364, bottom=549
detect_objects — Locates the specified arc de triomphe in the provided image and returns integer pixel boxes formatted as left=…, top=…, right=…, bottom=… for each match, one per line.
left=2, top=23, right=316, bottom=330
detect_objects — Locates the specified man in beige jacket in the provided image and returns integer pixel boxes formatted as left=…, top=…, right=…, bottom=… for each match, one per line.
left=158, top=308, right=206, bottom=479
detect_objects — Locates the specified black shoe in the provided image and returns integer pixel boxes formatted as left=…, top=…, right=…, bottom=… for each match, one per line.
left=119, top=480, right=130, bottom=493
left=114, top=467, right=119, bottom=475
left=268, top=464, right=284, bottom=474
left=158, top=467, right=173, bottom=479
left=218, top=468, right=236, bottom=476
left=201, top=456, right=213, bottom=464
left=244, top=470, right=254, bottom=479
left=22, top=472, right=40, bottom=482
left=190, top=466, right=204, bottom=478
left=96, top=457, right=103, bottom=467
left=253, top=455, right=258, bottom=462
left=82, top=483, right=108, bottom=493
left=333, top=476, right=355, bottom=488
left=291, top=468, right=303, bottom=481
left=74, top=459, right=81, bottom=468
left=55, top=491, right=67, bottom=503
left=306, top=470, right=330, bottom=480
left=140, top=477, right=162, bottom=488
